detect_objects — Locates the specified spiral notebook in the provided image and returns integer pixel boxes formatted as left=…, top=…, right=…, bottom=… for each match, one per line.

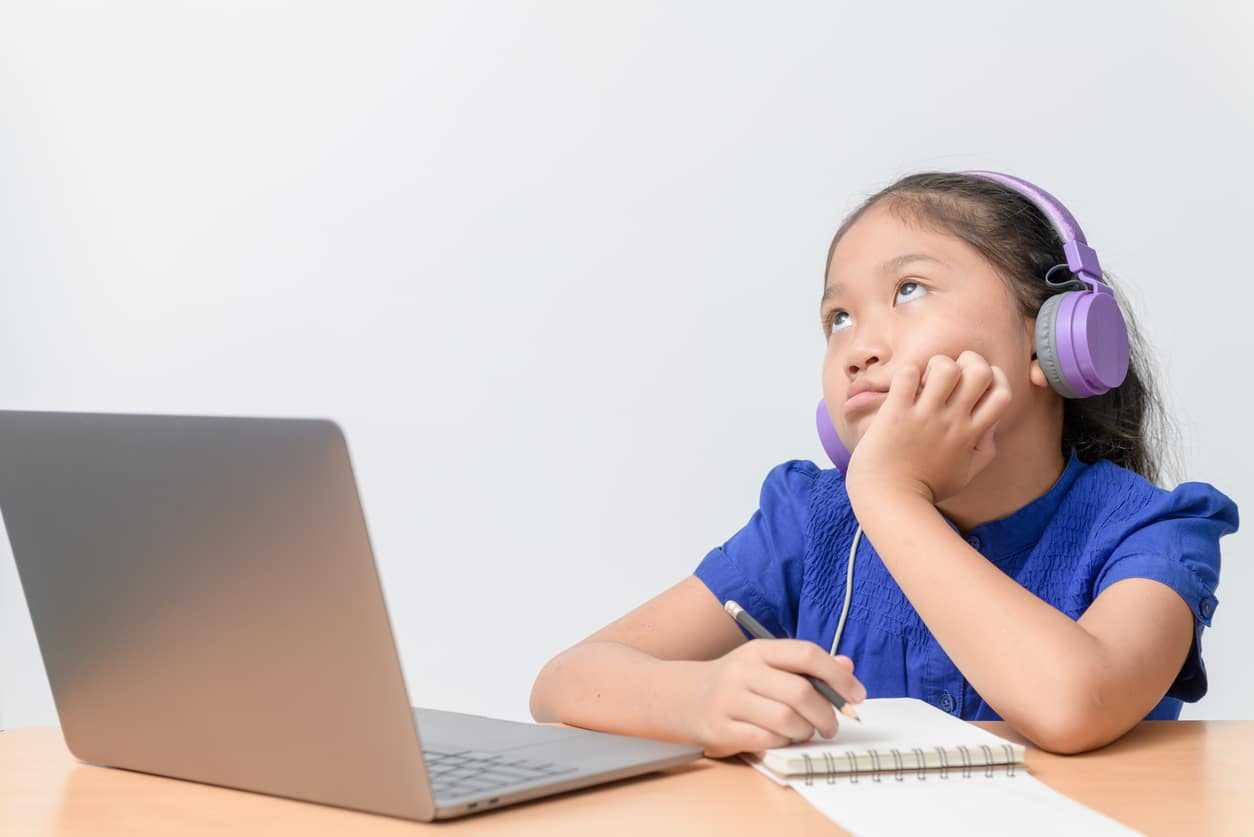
left=742, top=698, right=1142, bottom=837
left=749, top=697, right=1024, bottom=778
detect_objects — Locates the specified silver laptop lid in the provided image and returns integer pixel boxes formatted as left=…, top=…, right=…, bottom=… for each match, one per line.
left=0, top=411, right=434, bottom=821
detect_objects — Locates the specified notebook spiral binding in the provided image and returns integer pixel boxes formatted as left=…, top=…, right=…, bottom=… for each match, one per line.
left=799, top=743, right=1020, bottom=787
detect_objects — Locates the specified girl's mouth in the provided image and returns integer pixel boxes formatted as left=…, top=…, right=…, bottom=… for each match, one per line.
left=843, top=390, right=887, bottom=416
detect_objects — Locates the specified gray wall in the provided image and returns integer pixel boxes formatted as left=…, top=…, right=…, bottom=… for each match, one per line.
left=2, top=1, right=1250, bottom=730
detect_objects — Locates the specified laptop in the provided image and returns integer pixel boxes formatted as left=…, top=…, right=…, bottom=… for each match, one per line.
left=0, top=410, right=703, bottom=820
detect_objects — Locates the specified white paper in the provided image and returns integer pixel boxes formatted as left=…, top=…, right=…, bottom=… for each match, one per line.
left=789, top=768, right=1144, bottom=837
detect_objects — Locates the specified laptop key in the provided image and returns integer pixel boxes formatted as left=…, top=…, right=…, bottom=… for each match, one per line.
left=423, top=748, right=580, bottom=799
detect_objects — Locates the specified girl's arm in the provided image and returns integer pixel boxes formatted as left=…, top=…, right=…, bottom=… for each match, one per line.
left=529, top=575, right=866, bottom=756
left=845, top=350, right=1193, bottom=754
left=852, top=490, right=1193, bottom=754
left=529, top=576, right=744, bottom=742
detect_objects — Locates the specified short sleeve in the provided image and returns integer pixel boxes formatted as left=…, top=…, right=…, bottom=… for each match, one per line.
left=1094, top=481, right=1239, bottom=702
left=693, top=460, right=819, bottom=639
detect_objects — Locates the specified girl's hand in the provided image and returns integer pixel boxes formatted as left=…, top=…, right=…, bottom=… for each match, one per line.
left=686, top=639, right=866, bottom=758
left=845, top=350, right=1013, bottom=507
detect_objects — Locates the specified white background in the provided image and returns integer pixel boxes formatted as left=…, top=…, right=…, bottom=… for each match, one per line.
left=2, top=1, right=1250, bottom=729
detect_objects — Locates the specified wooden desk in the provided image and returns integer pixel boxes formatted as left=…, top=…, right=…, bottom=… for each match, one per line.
left=2, top=722, right=1251, bottom=836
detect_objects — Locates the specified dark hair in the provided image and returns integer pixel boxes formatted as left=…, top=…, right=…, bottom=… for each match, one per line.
left=825, top=171, right=1176, bottom=486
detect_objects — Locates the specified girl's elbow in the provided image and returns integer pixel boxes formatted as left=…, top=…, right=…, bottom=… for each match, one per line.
left=531, top=646, right=594, bottom=723
left=529, top=656, right=563, bottom=723
left=528, top=685, right=553, bottom=724
left=1016, top=689, right=1136, bottom=755
left=1027, top=721, right=1113, bottom=755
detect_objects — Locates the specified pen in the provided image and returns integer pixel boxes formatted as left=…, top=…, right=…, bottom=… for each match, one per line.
left=724, top=599, right=861, bottom=723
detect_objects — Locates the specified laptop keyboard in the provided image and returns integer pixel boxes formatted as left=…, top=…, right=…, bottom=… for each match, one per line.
left=423, top=748, right=579, bottom=799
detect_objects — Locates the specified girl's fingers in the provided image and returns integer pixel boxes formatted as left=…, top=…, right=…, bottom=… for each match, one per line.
left=746, top=666, right=839, bottom=739
left=732, top=690, right=826, bottom=743
left=758, top=640, right=867, bottom=703
left=714, top=720, right=792, bottom=756
left=917, top=355, right=962, bottom=412
left=886, top=364, right=922, bottom=412
left=951, top=351, right=995, bottom=414
left=971, top=365, right=1012, bottom=432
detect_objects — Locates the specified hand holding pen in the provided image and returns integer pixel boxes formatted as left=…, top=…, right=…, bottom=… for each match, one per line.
left=688, top=600, right=866, bottom=758
left=724, top=600, right=862, bottom=724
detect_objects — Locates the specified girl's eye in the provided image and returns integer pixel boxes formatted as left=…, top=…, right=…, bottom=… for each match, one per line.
left=826, top=281, right=925, bottom=335
left=896, top=281, right=927, bottom=303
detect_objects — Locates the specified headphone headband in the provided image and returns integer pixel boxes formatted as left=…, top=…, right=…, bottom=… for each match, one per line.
left=959, top=170, right=1107, bottom=294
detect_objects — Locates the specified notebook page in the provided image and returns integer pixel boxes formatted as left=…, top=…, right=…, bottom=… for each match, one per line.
left=790, top=770, right=1144, bottom=837
left=758, top=698, right=1025, bottom=775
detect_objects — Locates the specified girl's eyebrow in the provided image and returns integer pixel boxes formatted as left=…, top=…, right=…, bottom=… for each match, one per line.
left=822, top=252, right=948, bottom=303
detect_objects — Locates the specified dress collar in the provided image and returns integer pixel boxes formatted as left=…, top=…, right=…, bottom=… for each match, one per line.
left=949, top=449, right=1088, bottom=563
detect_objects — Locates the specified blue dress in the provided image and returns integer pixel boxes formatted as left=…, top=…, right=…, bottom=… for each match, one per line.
left=694, top=450, right=1239, bottom=720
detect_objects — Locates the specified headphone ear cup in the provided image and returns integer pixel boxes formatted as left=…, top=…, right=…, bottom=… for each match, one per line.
left=1034, top=293, right=1081, bottom=399
left=816, top=399, right=852, bottom=475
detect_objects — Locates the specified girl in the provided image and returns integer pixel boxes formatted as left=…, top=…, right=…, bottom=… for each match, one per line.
left=529, top=171, right=1239, bottom=756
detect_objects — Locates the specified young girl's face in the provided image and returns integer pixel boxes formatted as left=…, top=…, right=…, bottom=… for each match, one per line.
left=821, top=200, right=1044, bottom=447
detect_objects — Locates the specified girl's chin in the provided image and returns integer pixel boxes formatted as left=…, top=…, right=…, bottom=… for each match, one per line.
left=844, top=410, right=880, bottom=437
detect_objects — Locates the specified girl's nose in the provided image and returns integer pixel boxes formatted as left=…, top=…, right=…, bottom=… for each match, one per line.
left=846, top=353, right=881, bottom=378
left=846, top=329, right=890, bottom=377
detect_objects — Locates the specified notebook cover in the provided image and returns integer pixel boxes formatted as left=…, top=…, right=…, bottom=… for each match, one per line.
left=752, top=697, right=1026, bottom=776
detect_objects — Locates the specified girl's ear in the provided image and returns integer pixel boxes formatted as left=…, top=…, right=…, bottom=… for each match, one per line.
left=1023, top=314, right=1052, bottom=390
left=1029, top=352, right=1051, bottom=389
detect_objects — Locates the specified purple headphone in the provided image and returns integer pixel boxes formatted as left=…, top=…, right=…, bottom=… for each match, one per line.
left=816, top=170, right=1131, bottom=475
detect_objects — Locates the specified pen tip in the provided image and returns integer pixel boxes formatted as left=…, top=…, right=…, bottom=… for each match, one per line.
left=723, top=600, right=742, bottom=618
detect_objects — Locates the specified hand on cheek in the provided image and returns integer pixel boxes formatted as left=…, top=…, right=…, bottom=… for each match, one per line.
left=844, top=350, right=1012, bottom=507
